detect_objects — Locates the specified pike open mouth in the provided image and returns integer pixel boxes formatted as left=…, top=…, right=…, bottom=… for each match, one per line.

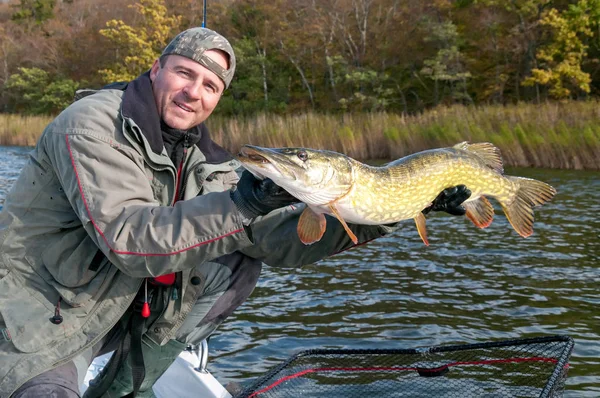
left=238, top=146, right=295, bottom=182
left=248, top=154, right=268, bottom=163
left=239, top=147, right=270, bottom=164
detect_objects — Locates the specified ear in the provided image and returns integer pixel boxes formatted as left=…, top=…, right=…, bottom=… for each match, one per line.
left=149, top=59, right=161, bottom=82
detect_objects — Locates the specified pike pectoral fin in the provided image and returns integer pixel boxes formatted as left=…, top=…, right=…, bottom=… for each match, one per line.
left=297, top=207, right=327, bottom=245
left=464, top=196, right=494, bottom=229
left=414, top=213, right=429, bottom=246
left=327, top=203, right=358, bottom=245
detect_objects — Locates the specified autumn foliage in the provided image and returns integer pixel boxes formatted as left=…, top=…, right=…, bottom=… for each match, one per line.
left=1, top=0, right=599, bottom=116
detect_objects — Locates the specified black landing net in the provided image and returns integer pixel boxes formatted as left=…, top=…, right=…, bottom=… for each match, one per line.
left=235, top=335, right=574, bottom=398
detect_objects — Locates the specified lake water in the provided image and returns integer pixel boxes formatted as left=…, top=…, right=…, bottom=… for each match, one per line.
left=0, top=145, right=597, bottom=396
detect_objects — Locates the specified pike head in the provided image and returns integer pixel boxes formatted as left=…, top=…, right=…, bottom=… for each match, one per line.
left=237, top=145, right=355, bottom=207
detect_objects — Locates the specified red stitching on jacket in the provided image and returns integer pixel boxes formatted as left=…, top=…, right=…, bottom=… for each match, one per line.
left=66, top=135, right=243, bottom=256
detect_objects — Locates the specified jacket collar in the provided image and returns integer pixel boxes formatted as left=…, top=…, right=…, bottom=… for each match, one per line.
left=121, top=71, right=233, bottom=164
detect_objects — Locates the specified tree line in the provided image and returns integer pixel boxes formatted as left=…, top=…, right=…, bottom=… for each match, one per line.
left=0, top=0, right=599, bottom=116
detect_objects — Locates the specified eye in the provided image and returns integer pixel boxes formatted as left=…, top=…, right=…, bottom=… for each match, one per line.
left=297, top=151, right=308, bottom=161
left=205, top=83, right=217, bottom=93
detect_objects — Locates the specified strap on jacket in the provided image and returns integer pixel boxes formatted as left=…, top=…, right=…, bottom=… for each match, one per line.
left=84, top=292, right=148, bottom=398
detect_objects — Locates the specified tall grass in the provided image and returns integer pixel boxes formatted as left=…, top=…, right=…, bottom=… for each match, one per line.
left=208, top=101, right=600, bottom=170
left=0, top=114, right=53, bottom=147
left=2, top=101, right=599, bottom=169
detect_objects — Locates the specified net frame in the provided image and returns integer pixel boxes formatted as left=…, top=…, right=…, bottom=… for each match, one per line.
left=235, top=335, right=574, bottom=398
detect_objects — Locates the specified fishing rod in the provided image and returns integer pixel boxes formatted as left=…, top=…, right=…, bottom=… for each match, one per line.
left=202, top=0, right=207, bottom=27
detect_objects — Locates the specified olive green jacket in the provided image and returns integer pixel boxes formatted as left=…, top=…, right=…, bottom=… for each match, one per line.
left=0, top=76, right=395, bottom=396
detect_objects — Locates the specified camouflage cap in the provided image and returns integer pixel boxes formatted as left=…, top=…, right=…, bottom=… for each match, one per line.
left=161, top=27, right=236, bottom=88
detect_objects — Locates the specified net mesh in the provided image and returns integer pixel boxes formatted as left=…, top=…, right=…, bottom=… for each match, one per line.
left=236, top=335, right=573, bottom=398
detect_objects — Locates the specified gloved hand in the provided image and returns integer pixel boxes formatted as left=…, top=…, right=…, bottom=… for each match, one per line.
left=422, top=185, right=471, bottom=216
left=230, top=170, right=299, bottom=220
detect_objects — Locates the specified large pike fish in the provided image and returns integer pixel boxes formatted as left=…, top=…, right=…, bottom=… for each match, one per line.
left=237, top=142, right=556, bottom=246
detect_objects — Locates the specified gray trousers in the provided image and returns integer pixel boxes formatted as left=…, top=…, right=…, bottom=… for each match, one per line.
left=11, top=362, right=81, bottom=398
left=12, top=254, right=261, bottom=397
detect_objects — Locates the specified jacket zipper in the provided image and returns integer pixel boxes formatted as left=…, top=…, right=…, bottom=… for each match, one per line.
left=159, top=133, right=190, bottom=318
left=171, top=133, right=190, bottom=206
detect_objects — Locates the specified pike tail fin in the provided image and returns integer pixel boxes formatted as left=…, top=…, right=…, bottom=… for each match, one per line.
left=500, top=176, right=556, bottom=238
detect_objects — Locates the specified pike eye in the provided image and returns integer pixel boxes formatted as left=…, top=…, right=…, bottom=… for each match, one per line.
left=297, top=151, right=308, bottom=161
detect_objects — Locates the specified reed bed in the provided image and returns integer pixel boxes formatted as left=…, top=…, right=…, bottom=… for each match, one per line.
left=2, top=101, right=600, bottom=169
left=208, top=101, right=600, bottom=170
left=0, top=114, right=52, bottom=147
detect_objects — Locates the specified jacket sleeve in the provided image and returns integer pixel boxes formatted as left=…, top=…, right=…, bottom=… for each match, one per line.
left=241, top=203, right=399, bottom=268
left=44, top=128, right=253, bottom=278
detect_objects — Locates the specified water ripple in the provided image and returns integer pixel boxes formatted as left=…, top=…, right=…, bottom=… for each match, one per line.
left=208, top=167, right=600, bottom=396
left=0, top=147, right=597, bottom=396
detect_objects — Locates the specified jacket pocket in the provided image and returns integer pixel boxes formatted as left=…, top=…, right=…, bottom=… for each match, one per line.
left=25, top=228, right=118, bottom=308
left=41, top=228, right=105, bottom=287
left=48, top=260, right=118, bottom=309
left=0, top=272, right=80, bottom=353
left=39, top=229, right=118, bottom=308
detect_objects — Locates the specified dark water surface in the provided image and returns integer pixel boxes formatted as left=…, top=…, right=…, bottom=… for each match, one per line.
left=0, top=146, right=597, bottom=396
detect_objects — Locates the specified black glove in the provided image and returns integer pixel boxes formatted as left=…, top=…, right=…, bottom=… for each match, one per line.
left=231, top=170, right=299, bottom=219
left=422, top=185, right=471, bottom=216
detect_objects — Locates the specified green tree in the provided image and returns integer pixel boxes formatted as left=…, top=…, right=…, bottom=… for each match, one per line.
left=218, top=37, right=271, bottom=114
left=98, top=0, right=181, bottom=83
left=420, top=20, right=472, bottom=105
left=337, top=67, right=395, bottom=111
left=3, top=67, right=80, bottom=114
left=226, top=0, right=295, bottom=114
left=523, top=0, right=597, bottom=98
left=474, top=0, right=555, bottom=102
left=11, top=0, right=56, bottom=25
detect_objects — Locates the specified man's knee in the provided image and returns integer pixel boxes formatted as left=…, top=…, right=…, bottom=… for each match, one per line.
left=176, top=255, right=262, bottom=344
left=11, top=361, right=80, bottom=398
left=12, top=383, right=80, bottom=398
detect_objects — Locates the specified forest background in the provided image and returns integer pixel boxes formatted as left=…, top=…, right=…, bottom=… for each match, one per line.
left=0, top=0, right=599, bottom=169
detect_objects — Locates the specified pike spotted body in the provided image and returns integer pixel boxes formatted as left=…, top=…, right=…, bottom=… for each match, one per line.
left=238, top=142, right=556, bottom=246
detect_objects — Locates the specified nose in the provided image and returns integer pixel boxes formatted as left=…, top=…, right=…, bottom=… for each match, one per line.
left=183, top=81, right=202, bottom=100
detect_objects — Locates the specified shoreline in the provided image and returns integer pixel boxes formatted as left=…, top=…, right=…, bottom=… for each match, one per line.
left=2, top=101, right=599, bottom=170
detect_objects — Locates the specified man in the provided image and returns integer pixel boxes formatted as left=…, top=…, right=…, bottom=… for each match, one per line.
left=0, top=27, right=470, bottom=397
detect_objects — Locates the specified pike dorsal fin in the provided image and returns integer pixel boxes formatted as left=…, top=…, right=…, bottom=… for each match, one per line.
left=297, top=207, right=327, bottom=245
left=454, top=142, right=504, bottom=174
left=464, top=196, right=494, bottom=229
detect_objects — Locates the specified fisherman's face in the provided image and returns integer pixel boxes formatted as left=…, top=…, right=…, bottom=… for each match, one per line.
left=150, top=52, right=227, bottom=130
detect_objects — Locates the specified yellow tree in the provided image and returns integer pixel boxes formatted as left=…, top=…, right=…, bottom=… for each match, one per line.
left=523, top=0, right=595, bottom=99
left=98, top=0, right=181, bottom=83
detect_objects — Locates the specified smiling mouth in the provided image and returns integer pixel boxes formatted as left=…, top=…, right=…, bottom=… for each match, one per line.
left=175, top=101, right=193, bottom=112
